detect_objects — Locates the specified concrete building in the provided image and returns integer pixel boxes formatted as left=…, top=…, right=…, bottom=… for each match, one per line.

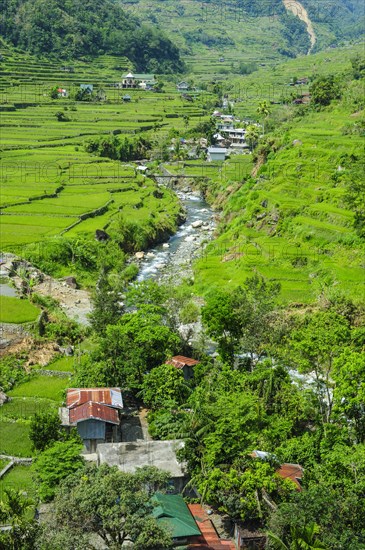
left=97, top=439, right=187, bottom=492
left=121, top=72, right=156, bottom=89
left=207, top=147, right=227, bottom=162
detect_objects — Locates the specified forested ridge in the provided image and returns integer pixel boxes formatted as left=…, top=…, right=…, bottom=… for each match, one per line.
left=0, top=0, right=184, bottom=71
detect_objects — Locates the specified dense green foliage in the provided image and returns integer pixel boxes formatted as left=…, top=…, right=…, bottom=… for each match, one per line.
left=29, top=411, right=62, bottom=452
left=75, top=305, right=181, bottom=391
left=85, top=134, right=152, bottom=162
left=0, top=0, right=184, bottom=71
left=38, top=464, right=173, bottom=549
left=33, top=440, right=85, bottom=501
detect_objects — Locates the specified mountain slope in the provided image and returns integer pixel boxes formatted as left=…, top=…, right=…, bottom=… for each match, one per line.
left=120, top=0, right=364, bottom=76
left=0, top=0, right=184, bottom=71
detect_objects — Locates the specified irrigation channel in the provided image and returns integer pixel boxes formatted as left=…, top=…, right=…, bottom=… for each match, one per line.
left=137, top=187, right=216, bottom=284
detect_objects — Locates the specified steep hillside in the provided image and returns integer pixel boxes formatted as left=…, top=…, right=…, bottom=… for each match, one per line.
left=0, top=0, right=184, bottom=72
left=168, top=45, right=365, bottom=304
left=121, top=0, right=364, bottom=77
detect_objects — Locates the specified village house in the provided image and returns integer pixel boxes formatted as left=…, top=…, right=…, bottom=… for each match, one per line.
left=152, top=493, right=201, bottom=545
left=57, top=88, right=68, bottom=98
left=59, top=388, right=123, bottom=453
left=221, top=127, right=247, bottom=148
left=166, top=355, right=200, bottom=381
left=152, top=496, right=237, bottom=548
left=80, top=84, right=93, bottom=94
left=251, top=450, right=304, bottom=490
left=207, top=146, right=227, bottom=162
left=293, top=91, right=311, bottom=105
left=177, top=81, right=190, bottom=92
left=97, top=439, right=188, bottom=492
left=121, top=72, right=156, bottom=89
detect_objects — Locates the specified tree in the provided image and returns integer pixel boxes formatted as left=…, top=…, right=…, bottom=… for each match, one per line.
left=33, top=440, right=85, bottom=502
left=309, top=75, right=341, bottom=106
left=29, top=411, right=62, bottom=452
left=55, top=111, right=70, bottom=122
left=50, top=86, right=59, bottom=99
left=351, top=55, right=365, bottom=80
left=289, top=311, right=350, bottom=424
left=89, top=268, right=124, bottom=334
left=344, top=162, right=365, bottom=238
left=245, top=124, right=260, bottom=152
left=0, top=489, right=38, bottom=550
left=333, top=349, right=365, bottom=442
left=257, top=100, right=271, bottom=136
left=268, top=450, right=365, bottom=549
left=141, top=363, right=191, bottom=410
left=40, top=464, right=173, bottom=549
left=86, top=306, right=180, bottom=391
left=202, top=275, right=280, bottom=364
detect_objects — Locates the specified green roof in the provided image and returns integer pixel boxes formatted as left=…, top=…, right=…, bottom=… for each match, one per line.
left=152, top=493, right=201, bottom=539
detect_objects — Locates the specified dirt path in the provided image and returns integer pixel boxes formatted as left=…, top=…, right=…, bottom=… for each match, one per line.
left=282, top=0, right=316, bottom=54
left=34, top=276, right=92, bottom=326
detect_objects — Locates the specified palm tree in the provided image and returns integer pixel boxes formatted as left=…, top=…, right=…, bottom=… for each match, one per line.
left=256, top=100, right=271, bottom=136
left=245, top=124, right=260, bottom=153
left=267, top=522, right=327, bottom=550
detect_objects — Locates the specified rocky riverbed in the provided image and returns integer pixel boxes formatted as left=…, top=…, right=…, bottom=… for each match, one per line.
left=136, top=189, right=217, bottom=285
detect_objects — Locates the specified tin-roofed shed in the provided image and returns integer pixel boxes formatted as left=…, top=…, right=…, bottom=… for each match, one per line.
left=166, top=356, right=200, bottom=380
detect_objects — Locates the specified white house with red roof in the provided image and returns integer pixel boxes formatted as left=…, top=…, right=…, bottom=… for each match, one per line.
left=60, top=388, right=123, bottom=453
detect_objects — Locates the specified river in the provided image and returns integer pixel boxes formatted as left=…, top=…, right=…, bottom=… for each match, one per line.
left=137, top=190, right=216, bottom=284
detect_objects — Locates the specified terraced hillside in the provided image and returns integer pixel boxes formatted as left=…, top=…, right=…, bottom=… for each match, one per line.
left=0, top=48, right=208, bottom=251
left=121, top=0, right=365, bottom=79
left=164, top=45, right=365, bottom=304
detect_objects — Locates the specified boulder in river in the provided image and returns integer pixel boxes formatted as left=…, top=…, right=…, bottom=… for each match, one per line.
left=135, top=251, right=145, bottom=260
left=192, top=220, right=203, bottom=229
left=146, top=252, right=155, bottom=258
left=162, top=243, right=170, bottom=249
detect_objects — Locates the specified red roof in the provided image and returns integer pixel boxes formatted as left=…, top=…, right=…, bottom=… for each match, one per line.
left=69, top=401, right=119, bottom=425
left=66, top=388, right=123, bottom=409
left=276, top=463, right=303, bottom=491
left=187, top=505, right=235, bottom=550
left=166, top=356, right=200, bottom=369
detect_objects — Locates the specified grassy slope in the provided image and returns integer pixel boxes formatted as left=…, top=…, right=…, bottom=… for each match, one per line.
left=0, top=375, right=69, bottom=457
left=171, top=45, right=364, bottom=304
left=0, top=296, right=40, bottom=323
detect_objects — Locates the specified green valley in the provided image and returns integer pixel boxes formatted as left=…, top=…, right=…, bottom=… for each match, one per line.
left=0, top=3, right=364, bottom=549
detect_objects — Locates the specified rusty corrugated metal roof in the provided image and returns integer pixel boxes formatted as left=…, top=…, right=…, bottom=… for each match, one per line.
left=276, top=463, right=304, bottom=491
left=187, top=504, right=235, bottom=550
left=69, top=402, right=120, bottom=425
left=66, top=388, right=123, bottom=409
left=166, top=356, right=200, bottom=369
